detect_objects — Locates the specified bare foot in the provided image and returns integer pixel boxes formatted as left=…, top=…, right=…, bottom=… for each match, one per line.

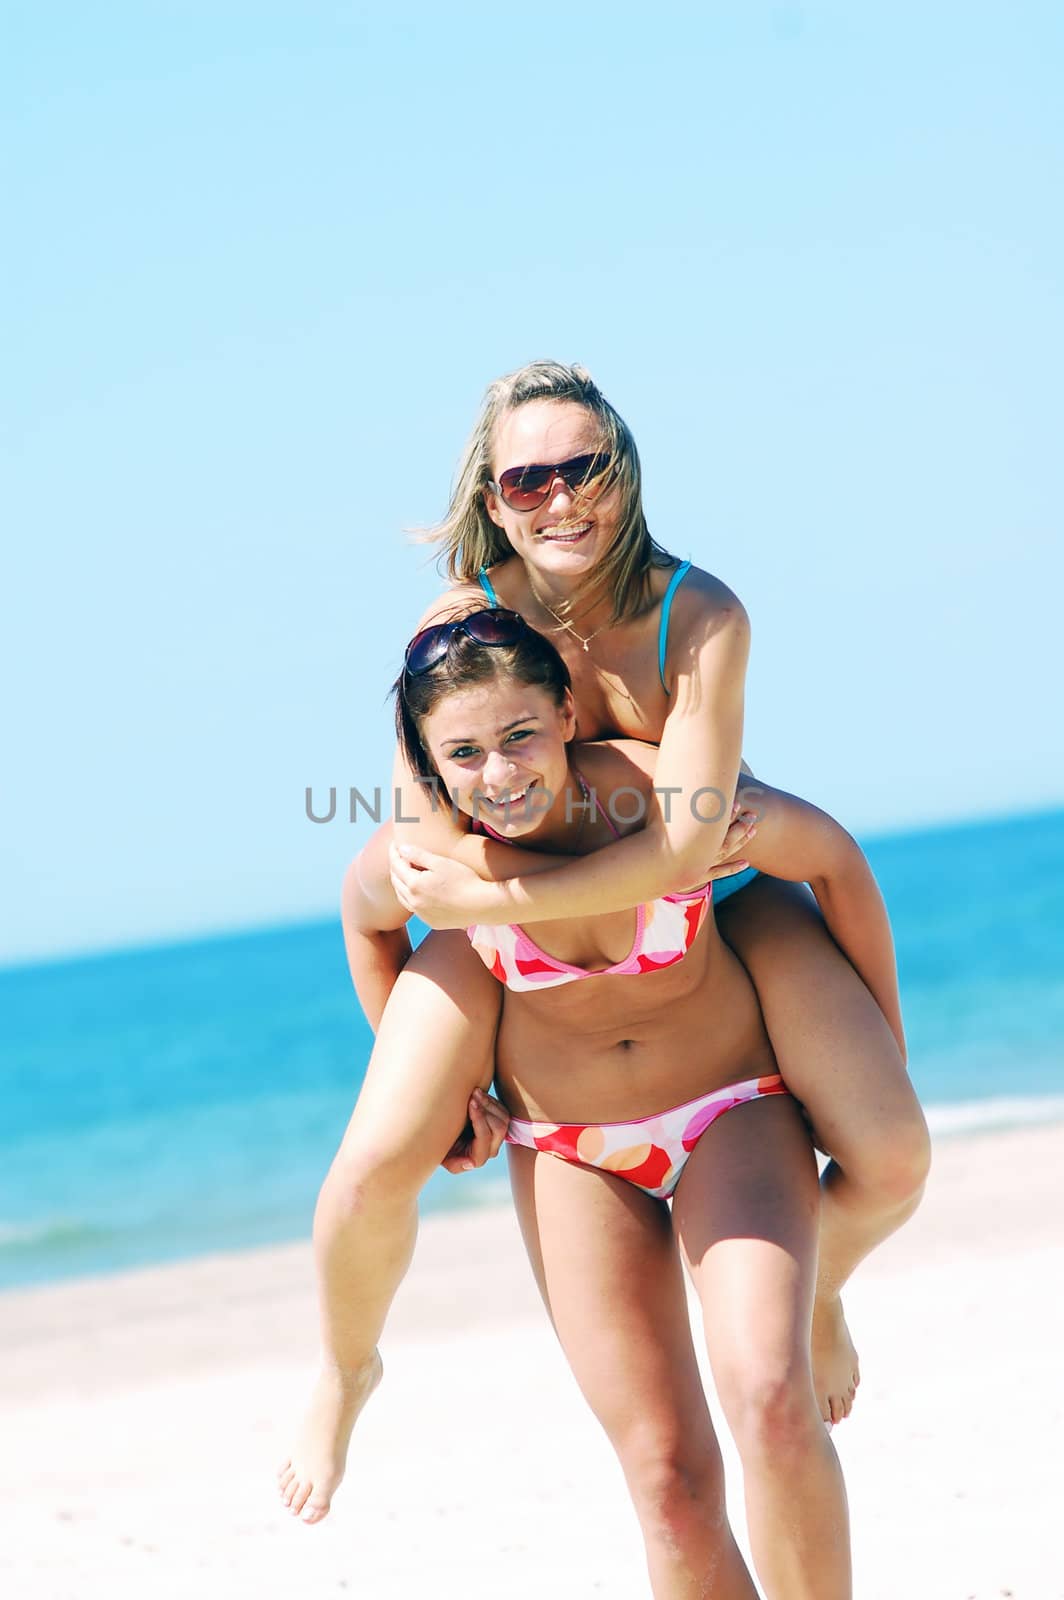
left=277, top=1351, right=384, bottom=1523
left=811, top=1295, right=860, bottom=1425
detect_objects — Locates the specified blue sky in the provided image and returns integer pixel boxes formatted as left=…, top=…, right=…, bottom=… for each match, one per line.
left=4, top=1, right=1062, bottom=964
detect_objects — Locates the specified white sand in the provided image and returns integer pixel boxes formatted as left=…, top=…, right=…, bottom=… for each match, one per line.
left=3, top=1123, right=1062, bottom=1599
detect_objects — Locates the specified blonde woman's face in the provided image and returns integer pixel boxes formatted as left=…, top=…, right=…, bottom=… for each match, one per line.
left=484, top=400, right=622, bottom=584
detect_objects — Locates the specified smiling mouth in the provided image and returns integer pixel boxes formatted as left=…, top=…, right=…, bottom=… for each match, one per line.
left=537, top=521, right=592, bottom=544
left=481, top=780, right=536, bottom=811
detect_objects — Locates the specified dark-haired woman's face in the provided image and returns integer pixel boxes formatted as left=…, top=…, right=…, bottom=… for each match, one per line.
left=484, top=400, right=620, bottom=586
left=420, top=677, right=576, bottom=839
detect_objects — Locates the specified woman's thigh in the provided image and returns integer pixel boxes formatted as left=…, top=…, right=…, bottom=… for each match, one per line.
left=715, top=877, right=925, bottom=1175
left=672, top=1094, right=820, bottom=1408
left=507, top=1145, right=718, bottom=1460
left=336, top=930, right=500, bottom=1187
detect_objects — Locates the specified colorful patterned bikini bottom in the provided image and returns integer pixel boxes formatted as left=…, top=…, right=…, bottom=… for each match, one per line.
left=505, top=1073, right=789, bottom=1199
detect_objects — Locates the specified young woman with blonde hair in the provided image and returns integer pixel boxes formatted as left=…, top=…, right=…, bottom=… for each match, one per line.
left=390, top=359, right=929, bottom=1419
left=281, top=362, right=929, bottom=1597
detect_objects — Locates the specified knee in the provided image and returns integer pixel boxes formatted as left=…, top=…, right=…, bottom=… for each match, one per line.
left=619, top=1433, right=727, bottom=1544
left=857, top=1105, right=932, bottom=1209
left=323, top=1140, right=420, bottom=1214
left=717, top=1362, right=822, bottom=1466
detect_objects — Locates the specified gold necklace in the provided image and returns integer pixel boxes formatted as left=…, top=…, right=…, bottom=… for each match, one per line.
left=529, top=584, right=609, bottom=652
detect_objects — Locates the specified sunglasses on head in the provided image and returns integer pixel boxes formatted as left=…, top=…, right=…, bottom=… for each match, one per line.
left=403, top=607, right=531, bottom=677
left=487, top=451, right=612, bottom=513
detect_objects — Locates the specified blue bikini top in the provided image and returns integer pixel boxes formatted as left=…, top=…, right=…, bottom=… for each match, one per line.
left=476, top=559, right=692, bottom=693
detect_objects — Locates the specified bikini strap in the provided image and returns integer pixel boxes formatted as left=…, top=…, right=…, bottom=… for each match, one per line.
left=477, top=567, right=501, bottom=606
left=657, top=559, right=692, bottom=693
left=574, top=769, right=621, bottom=840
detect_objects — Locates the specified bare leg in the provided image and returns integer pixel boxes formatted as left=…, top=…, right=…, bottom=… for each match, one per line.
left=509, top=1146, right=757, bottom=1599
left=716, top=878, right=931, bottom=1422
left=674, top=1095, right=851, bottom=1600
left=279, top=931, right=500, bottom=1522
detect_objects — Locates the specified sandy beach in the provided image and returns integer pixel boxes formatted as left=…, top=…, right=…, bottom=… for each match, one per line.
left=4, top=1122, right=1061, bottom=1600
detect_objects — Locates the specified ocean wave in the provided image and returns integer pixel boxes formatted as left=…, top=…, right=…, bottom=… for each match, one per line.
left=925, top=1094, right=1064, bottom=1137
left=0, top=1216, right=109, bottom=1252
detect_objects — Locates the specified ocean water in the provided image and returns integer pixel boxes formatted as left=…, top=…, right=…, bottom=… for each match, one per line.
left=2, top=808, right=1062, bottom=1291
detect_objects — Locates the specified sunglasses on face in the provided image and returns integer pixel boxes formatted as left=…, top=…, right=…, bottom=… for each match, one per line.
left=403, top=607, right=532, bottom=677
left=487, top=451, right=612, bottom=513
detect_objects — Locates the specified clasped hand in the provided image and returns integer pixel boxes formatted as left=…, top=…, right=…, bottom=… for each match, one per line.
left=440, top=1086, right=510, bottom=1174
left=389, top=804, right=756, bottom=931
left=388, top=840, right=494, bottom=928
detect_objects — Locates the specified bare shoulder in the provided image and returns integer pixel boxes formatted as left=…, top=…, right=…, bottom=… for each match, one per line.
left=572, top=737, right=659, bottom=791
left=415, top=581, right=488, bottom=630
left=666, top=564, right=749, bottom=638
left=657, top=567, right=749, bottom=701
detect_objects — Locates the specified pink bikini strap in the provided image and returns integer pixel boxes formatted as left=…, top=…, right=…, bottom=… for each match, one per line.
left=574, top=769, right=621, bottom=840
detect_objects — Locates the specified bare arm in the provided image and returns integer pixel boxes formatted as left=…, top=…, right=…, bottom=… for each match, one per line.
left=736, top=782, right=906, bottom=1061
left=341, top=824, right=413, bottom=1031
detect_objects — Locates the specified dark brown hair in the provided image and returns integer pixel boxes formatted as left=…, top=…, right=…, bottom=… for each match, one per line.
left=393, top=609, right=572, bottom=788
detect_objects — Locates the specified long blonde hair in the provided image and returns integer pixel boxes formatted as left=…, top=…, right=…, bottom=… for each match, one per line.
left=423, top=361, right=675, bottom=624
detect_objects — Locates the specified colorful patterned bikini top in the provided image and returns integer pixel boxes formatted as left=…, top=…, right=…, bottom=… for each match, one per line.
left=467, top=773, right=713, bottom=993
